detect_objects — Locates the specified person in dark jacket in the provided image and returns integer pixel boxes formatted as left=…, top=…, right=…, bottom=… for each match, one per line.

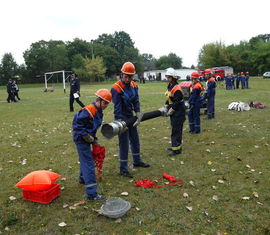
left=72, top=89, right=112, bottom=201
left=188, top=72, right=203, bottom=134
left=70, top=73, right=85, bottom=112
left=6, top=79, right=16, bottom=103
left=205, top=76, right=216, bottom=119
left=111, top=62, right=150, bottom=178
left=164, top=68, right=186, bottom=156
left=13, top=80, right=20, bottom=100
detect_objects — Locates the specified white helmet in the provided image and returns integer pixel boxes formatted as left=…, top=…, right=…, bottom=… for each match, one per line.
left=165, top=67, right=177, bottom=79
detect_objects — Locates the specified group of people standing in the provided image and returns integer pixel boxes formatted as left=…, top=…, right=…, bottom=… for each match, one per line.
left=6, top=79, right=20, bottom=103
left=225, top=72, right=249, bottom=90
left=71, top=62, right=216, bottom=201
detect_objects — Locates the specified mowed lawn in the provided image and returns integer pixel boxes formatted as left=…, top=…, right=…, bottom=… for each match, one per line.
left=0, top=78, right=270, bottom=235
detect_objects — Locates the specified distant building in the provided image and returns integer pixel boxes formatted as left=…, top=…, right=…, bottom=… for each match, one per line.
left=143, top=69, right=197, bottom=81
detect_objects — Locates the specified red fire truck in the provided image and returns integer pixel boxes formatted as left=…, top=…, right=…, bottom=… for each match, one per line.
left=190, top=68, right=225, bottom=81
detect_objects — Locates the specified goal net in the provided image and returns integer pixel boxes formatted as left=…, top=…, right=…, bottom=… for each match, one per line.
left=44, top=70, right=72, bottom=93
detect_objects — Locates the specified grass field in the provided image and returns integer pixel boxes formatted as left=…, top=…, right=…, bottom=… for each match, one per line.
left=0, top=78, right=270, bottom=235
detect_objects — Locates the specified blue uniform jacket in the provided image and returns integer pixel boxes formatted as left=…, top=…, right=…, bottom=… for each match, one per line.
left=206, top=78, right=216, bottom=97
left=189, top=83, right=202, bottom=105
left=111, top=80, right=140, bottom=120
left=72, top=103, right=103, bottom=143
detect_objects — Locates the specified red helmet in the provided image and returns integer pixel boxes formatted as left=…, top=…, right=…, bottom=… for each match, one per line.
left=121, top=62, right=136, bottom=75
left=191, top=72, right=200, bottom=78
left=95, top=89, right=112, bottom=103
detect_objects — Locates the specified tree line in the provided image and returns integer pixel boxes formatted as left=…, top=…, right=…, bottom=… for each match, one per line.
left=0, top=32, right=269, bottom=84
left=198, top=34, right=270, bottom=75
left=0, top=31, right=182, bottom=84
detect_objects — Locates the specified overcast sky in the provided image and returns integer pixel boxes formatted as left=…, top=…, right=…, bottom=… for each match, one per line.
left=1, top=0, right=269, bottom=67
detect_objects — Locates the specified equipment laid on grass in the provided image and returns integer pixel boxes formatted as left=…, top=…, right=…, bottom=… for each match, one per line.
left=100, top=197, right=131, bottom=218
left=135, top=173, right=185, bottom=188
left=249, top=101, right=267, bottom=109
left=101, top=108, right=167, bottom=139
left=15, top=170, right=61, bottom=204
left=228, top=101, right=251, bottom=111
left=15, top=170, right=60, bottom=191
left=22, top=183, right=61, bottom=204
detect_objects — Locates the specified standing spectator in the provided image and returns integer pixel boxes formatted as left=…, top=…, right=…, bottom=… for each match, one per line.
left=70, top=73, right=85, bottom=112
left=236, top=73, right=241, bottom=89
left=13, top=80, right=20, bottom=100
left=188, top=72, right=203, bottom=134
left=240, top=72, right=246, bottom=89
left=231, top=74, right=235, bottom=89
left=6, top=79, right=16, bottom=103
left=164, top=68, right=186, bottom=156
left=205, top=75, right=216, bottom=119
left=245, top=72, right=249, bottom=89
left=72, top=89, right=112, bottom=201
left=111, top=62, right=150, bottom=178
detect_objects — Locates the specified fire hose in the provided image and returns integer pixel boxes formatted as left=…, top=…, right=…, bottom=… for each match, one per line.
left=101, top=107, right=167, bottom=139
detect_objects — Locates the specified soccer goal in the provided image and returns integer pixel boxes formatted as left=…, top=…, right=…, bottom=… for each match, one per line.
left=44, top=70, right=72, bottom=93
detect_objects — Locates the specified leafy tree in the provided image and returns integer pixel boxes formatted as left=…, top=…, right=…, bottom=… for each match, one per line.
left=85, top=57, right=106, bottom=82
left=141, top=53, right=156, bottom=71
left=66, top=38, right=92, bottom=65
left=71, top=54, right=85, bottom=70
left=24, top=40, right=69, bottom=80
left=74, top=57, right=106, bottom=82
left=155, top=53, right=182, bottom=70
left=198, top=42, right=229, bottom=69
left=95, top=31, right=142, bottom=73
left=93, top=43, right=121, bottom=77
left=0, top=53, right=18, bottom=81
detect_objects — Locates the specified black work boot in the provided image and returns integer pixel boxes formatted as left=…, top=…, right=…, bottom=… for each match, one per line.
left=168, top=150, right=182, bottom=156
left=120, top=171, right=133, bottom=178
left=133, top=162, right=150, bottom=168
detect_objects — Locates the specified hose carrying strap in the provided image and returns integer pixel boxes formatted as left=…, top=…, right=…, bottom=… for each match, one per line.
left=135, top=173, right=185, bottom=188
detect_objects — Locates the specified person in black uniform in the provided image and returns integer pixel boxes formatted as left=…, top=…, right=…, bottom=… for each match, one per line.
left=69, top=73, right=85, bottom=112
left=6, top=79, right=16, bottom=103
left=13, top=80, right=20, bottom=100
left=164, top=68, right=186, bottom=156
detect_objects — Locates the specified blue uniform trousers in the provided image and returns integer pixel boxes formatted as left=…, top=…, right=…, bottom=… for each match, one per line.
left=207, top=95, right=215, bottom=119
left=75, top=141, right=97, bottom=197
left=241, top=79, right=245, bottom=89
left=118, top=125, right=142, bottom=172
left=188, top=103, right=201, bottom=133
left=245, top=78, right=249, bottom=89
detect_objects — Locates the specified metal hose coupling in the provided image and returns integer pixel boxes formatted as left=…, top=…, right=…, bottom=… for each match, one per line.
left=101, top=107, right=167, bottom=139
left=101, top=120, right=127, bottom=139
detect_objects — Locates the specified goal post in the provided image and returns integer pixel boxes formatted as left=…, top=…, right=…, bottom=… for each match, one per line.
left=44, top=70, right=72, bottom=93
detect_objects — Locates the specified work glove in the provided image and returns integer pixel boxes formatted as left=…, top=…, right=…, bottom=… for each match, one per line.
left=158, top=107, right=168, bottom=116
left=133, top=112, right=143, bottom=127
left=82, top=135, right=95, bottom=144
left=167, top=108, right=175, bottom=116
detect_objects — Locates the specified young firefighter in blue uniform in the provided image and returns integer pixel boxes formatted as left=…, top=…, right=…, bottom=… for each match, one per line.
left=111, top=62, right=150, bottom=178
left=72, top=89, right=112, bottom=201
left=205, top=75, right=216, bottom=119
left=240, top=72, right=246, bottom=89
left=70, top=73, right=85, bottom=112
left=188, top=72, right=203, bottom=134
left=164, top=68, right=186, bottom=156
left=245, top=72, right=249, bottom=89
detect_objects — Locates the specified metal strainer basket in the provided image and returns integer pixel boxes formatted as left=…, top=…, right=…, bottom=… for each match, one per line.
left=100, top=197, right=131, bottom=218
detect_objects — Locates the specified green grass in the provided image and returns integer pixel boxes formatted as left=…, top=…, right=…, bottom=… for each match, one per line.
left=0, top=78, right=270, bottom=235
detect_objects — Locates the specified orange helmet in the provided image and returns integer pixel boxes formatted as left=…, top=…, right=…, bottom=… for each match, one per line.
left=191, top=72, right=200, bottom=78
left=121, top=62, right=136, bottom=75
left=95, top=89, right=112, bottom=103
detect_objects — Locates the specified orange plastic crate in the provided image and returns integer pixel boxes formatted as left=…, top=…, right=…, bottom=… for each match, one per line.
left=22, top=183, right=60, bottom=204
